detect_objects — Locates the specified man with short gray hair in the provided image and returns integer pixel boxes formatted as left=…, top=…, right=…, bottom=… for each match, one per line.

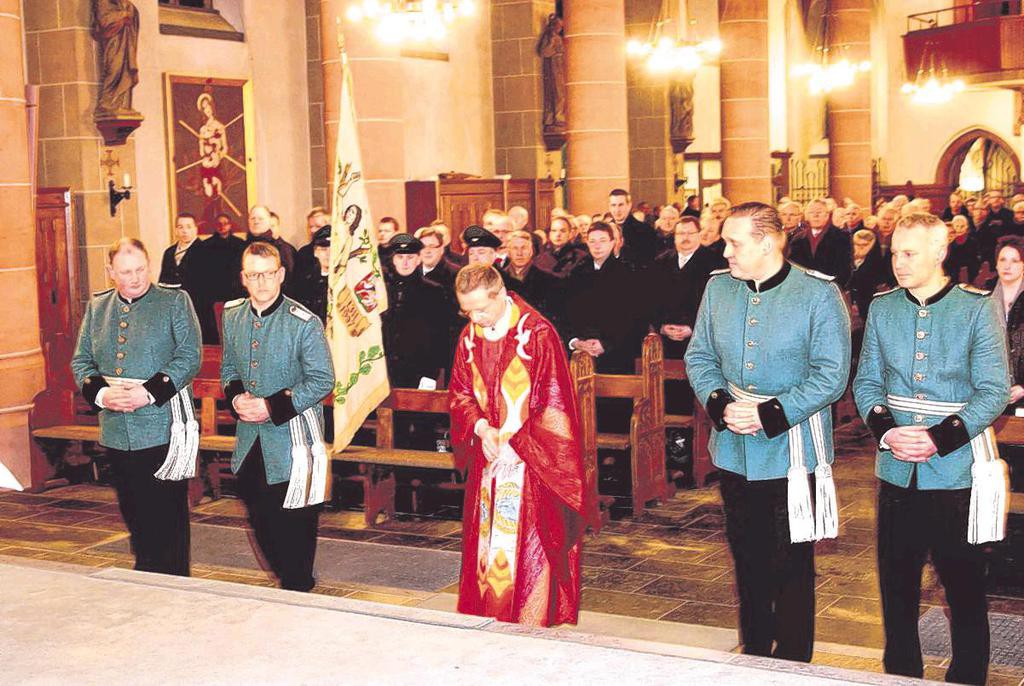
left=853, top=212, right=1010, bottom=685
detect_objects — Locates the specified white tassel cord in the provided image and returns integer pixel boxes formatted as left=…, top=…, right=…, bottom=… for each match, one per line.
left=283, top=417, right=312, bottom=509
left=810, top=412, right=839, bottom=540
left=154, top=393, right=187, bottom=481
left=180, top=389, right=200, bottom=480
left=786, top=427, right=816, bottom=543
left=968, top=430, right=1008, bottom=545
left=303, top=408, right=329, bottom=507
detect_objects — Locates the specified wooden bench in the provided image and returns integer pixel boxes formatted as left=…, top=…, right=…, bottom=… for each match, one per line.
left=661, top=359, right=715, bottom=488
left=993, top=415, right=1024, bottom=515
left=580, top=333, right=669, bottom=518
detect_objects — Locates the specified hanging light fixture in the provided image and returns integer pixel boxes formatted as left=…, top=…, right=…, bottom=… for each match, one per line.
left=792, top=3, right=870, bottom=95
left=346, top=1, right=476, bottom=45
left=625, top=0, right=721, bottom=76
left=900, top=41, right=964, bottom=105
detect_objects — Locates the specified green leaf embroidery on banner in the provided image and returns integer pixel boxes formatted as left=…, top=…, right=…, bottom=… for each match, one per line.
left=333, top=346, right=387, bottom=405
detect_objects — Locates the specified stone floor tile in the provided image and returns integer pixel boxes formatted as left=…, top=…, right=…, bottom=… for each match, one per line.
left=628, top=558, right=732, bottom=581
left=25, top=508, right=106, bottom=527
left=580, top=567, right=663, bottom=593
left=818, top=595, right=883, bottom=624
left=637, top=576, right=738, bottom=606
left=581, top=551, right=641, bottom=570
left=0, top=519, right=122, bottom=553
left=658, top=601, right=739, bottom=629
left=579, top=588, right=683, bottom=619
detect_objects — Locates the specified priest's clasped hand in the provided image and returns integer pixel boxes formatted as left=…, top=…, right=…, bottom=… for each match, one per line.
left=723, top=401, right=763, bottom=436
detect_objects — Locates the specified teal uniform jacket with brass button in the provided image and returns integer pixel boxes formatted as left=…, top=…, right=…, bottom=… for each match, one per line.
left=220, top=294, right=335, bottom=484
left=684, top=262, right=852, bottom=479
left=70, top=285, right=202, bottom=451
left=852, top=283, right=1010, bottom=490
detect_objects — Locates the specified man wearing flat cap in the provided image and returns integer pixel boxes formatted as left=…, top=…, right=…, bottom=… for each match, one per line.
left=382, top=233, right=453, bottom=387
left=462, top=225, right=513, bottom=288
left=291, top=225, right=331, bottom=324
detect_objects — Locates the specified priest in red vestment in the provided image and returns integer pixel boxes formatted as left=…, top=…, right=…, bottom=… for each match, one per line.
left=449, top=264, right=594, bottom=627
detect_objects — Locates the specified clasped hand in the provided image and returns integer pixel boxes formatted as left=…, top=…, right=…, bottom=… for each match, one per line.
left=233, top=392, right=271, bottom=423
left=723, top=401, right=763, bottom=435
left=103, top=384, right=151, bottom=413
left=883, top=426, right=937, bottom=463
left=575, top=339, right=605, bottom=357
left=659, top=324, right=693, bottom=342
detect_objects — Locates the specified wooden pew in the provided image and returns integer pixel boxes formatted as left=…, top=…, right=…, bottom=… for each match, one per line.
left=661, top=358, right=715, bottom=488
left=584, top=333, right=669, bottom=517
left=334, top=388, right=457, bottom=525
left=570, top=349, right=612, bottom=532
left=993, top=415, right=1024, bottom=515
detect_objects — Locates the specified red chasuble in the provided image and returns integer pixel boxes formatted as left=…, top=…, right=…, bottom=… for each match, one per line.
left=449, top=293, right=592, bottom=627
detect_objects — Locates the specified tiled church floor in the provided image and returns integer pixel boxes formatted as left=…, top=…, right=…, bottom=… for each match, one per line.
left=2, top=420, right=1024, bottom=685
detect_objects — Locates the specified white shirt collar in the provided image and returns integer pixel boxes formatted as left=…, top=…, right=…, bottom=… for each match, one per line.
left=482, top=296, right=515, bottom=341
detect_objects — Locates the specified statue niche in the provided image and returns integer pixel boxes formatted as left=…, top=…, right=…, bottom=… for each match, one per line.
left=92, top=0, right=143, bottom=145
left=537, top=13, right=566, bottom=151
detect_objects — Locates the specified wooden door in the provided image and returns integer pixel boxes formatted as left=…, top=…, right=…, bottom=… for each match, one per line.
left=34, top=188, right=79, bottom=390
left=438, top=179, right=505, bottom=253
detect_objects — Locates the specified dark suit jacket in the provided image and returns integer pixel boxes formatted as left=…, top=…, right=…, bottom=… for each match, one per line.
left=505, top=263, right=564, bottom=332
left=848, top=244, right=888, bottom=321
left=789, top=225, right=852, bottom=286
left=618, top=215, right=659, bottom=267
left=533, top=243, right=586, bottom=275
left=651, top=246, right=727, bottom=360
left=565, top=257, right=642, bottom=372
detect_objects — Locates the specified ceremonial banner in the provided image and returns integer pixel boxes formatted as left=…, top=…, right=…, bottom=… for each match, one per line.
left=327, top=44, right=390, bottom=451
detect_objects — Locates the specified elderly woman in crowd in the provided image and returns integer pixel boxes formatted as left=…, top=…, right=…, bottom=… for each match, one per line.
left=990, top=236, right=1024, bottom=408
left=944, top=214, right=980, bottom=284
left=698, top=206, right=725, bottom=256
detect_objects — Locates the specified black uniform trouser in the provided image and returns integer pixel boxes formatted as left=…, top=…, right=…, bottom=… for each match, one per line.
left=720, top=470, right=816, bottom=662
left=237, top=441, right=320, bottom=592
left=877, top=480, right=989, bottom=685
left=106, top=444, right=190, bottom=576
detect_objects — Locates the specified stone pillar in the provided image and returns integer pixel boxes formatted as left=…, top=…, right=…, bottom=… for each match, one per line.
left=828, top=0, right=872, bottom=207
left=306, top=0, right=329, bottom=209
left=319, top=1, right=406, bottom=223
left=24, top=1, right=139, bottom=303
left=0, top=5, right=46, bottom=489
left=491, top=0, right=554, bottom=179
left=625, top=0, right=672, bottom=206
left=564, top=0, right=629, bottom=214
left=718, top=0, right=771, bottom=203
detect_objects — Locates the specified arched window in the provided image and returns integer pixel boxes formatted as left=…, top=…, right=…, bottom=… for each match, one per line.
left=936, top=129, right=1021, bottom=195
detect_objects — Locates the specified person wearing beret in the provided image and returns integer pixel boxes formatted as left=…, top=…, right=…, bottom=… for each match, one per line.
left=221, top=241, right=335, bottom=592
left=290, top=225, right=332, bottom=325
left=71, top=237, right=202, bottom=577
left=382, top=233, right=453, bottom=387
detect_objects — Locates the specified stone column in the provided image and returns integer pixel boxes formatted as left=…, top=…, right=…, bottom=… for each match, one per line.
left=306, top=0, right=329, bottom=209
left=0, top=4, right=46, bottom=489
left=564, top=0, right=629, bottom=214
left=492, top=0, right=554, bottom=179
left=319, top=1, right=406, bottom=223
left=625, top=0, right=672, bottom=206
left=828, top=0, right=872, bottom=207
left=718, top=0, right=771, bottom=203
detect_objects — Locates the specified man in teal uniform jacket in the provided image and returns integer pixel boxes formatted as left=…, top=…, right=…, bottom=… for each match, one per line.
left=71, top=238, right=202, bottom=576
left=685, top=202, right=851, bottom=662
left=221, top=241, right=335, bottom=592
left=853, top=212, right=1010, bottom=685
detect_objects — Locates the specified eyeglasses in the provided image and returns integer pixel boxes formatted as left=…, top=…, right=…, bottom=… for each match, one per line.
left=243, top=270, right=280, bottom=283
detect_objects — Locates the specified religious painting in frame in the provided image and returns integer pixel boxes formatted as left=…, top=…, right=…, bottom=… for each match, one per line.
left=163, top=74, right=256, bottom=236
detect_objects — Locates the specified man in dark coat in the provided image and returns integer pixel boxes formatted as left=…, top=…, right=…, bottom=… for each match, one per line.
left=290, top=225, right=331, bottom=325
left=565, top=222, right=642, bottom=373
left=503, top=230, right=563, bottom=331
left=609, top=188, right=658, bottom=268
left=246, top=205, right=298, bottom=287
left=789, top=198, right=852, bottom=286
left=382, top=234, right=452, bottom=388
left=159, top=212, right=213, bottom=340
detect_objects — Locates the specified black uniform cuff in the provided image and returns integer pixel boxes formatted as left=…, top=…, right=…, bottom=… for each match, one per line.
left=82, top=376, right=109, bottom=409
left=757, top=399, right=790, bottom=439
left=266, top=388, right=299, bottom=426
left=143, top=373, right=177, bottom=407
left=865, top=404, right=897, bottom=446
left=927, top=414, right=971, bottom=457
left=706, top=388, right=732, bottom=431
left=224, top=380, right=245, bottom=420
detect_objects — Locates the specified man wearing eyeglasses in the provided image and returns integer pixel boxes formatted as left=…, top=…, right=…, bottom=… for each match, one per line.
left=652, top=216, right=728, bottom=361
left=221, top=241, right=335, bottom=592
